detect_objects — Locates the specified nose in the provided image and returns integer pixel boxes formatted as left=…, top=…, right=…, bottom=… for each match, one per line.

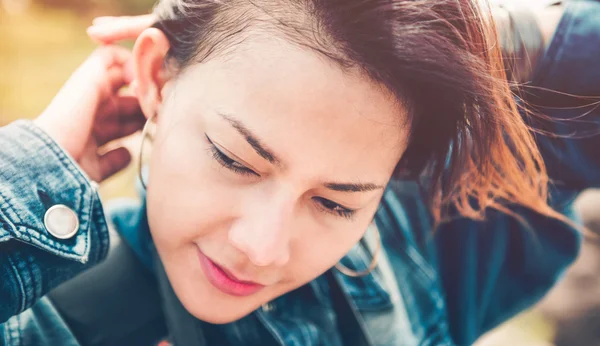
left=227, top=191, right=293, bottom=267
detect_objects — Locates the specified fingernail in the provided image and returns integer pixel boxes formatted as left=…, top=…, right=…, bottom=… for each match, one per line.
left=87, top=25, right=113, bottom=40
left=86, top=26, right=102, bottom=36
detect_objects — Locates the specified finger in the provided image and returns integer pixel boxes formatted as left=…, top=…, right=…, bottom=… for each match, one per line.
left=92, top=16, right=118, bottom=25
left=96, top=121, right=145, bottom=147
left=87, top=15, right=156, bottom=44
left=70, top=47, right=133, bottom=100
left=91, top=66, right=128, bottom=103
left=98, top=147, right=132, bottom=181
left=100, top=95, right=144, bottom=120
left=58, top=46, right=132, bottom=99
left=90, top=45, right=133, bottom=70
left=38, top=48, right=132, bottom=135
left=92, top=60, right=134, bottom=102
left=96, top=96, right=145, bottom=145
left=104, top=63, right=134, bottom=94
left=96, top=117, right=145, bottom=146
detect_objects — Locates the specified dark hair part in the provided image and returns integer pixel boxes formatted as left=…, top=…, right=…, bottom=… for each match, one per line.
left=152, top=0, right=562, bottom=222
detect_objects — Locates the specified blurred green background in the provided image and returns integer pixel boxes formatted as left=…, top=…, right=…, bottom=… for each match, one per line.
left=0, top=1, right=558, bottom=345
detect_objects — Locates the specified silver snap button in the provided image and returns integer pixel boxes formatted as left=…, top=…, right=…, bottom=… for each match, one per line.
left=261, top=303, right=275, bottom=313
left=44, top=205, right=79, bottom=240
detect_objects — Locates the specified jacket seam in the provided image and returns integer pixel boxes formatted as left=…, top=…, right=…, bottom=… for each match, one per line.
left=255, top=311, right=286, bottom=345
left=24, top=253, right=40, bottom=307
left=0, top=189, right=23, bottom=226
left=4, top=317, right=18, bottom=346
left=13, top=225, right=87, bottom=256
left=19, top=122, right=90, bottom=188
left=3, top=323, right=10, bottom=346
left=6, top=255, right=26, bottom=317
left=13, top=311, right=22, bottom=346
left=93, top=199, right=110, bottom=262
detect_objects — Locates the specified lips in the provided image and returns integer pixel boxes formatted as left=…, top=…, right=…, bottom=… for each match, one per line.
left=197, top=249, right=265, bottom=297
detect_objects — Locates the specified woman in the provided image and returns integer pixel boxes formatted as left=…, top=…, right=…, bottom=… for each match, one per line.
left=0, top=0, right=588, bottom=345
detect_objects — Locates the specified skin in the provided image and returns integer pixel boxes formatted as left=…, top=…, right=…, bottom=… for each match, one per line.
left=537, top=3, right=564, bottom=49
left=133, top=30, right=409, bottom=323
left=35, top=46, right=143, bottom=183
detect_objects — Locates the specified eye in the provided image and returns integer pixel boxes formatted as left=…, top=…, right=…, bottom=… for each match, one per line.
left=312, top=197, right=356, bottom=220
left=206, top=135, right=259, bottom=177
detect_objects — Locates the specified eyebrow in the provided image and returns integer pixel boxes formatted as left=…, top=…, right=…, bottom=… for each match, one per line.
left=218, top=112, right=281, bottom=166
left=324, top=182, right=384, bottom=193
left=218, top=112, right=384, bottom=193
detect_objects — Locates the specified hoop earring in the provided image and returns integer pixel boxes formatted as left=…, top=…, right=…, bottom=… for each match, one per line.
left=335, top=226, right=381, bottom=277
left=138, top=115, right=155, bottom=190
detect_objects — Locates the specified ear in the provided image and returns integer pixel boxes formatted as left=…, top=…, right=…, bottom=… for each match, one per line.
left=132, top=28, right=172, bottom=120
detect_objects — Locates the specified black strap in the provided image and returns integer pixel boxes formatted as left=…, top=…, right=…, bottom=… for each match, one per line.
left=325, top=271, right=373, bottom=346
left=49, top=239, right=167, bottom=346
left=51, top=237, right=372, bottom=346
left=153, top=251, right=209, bottom=346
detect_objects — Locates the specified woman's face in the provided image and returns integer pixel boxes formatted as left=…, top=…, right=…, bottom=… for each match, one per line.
left=144, top=35, right=408, bottom=323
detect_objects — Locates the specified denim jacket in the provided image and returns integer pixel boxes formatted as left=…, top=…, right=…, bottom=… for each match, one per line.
left=0, top=123, right=582, bottom=346
left=0, top=121, right=109, bottom=346
left=1, top=1, right=599, bottom=345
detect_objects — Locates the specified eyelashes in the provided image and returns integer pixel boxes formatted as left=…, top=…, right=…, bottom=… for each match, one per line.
left=312, top=196, right=356, bottom=219
left=208, top=137, right=260, bottom=177
left=205, top=134, right=356, bottom=220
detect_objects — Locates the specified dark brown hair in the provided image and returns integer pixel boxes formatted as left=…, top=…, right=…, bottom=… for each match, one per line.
left=152, top=0, right=562, bottom=223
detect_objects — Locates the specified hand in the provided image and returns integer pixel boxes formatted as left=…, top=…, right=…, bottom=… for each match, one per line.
left=86, top=14, right=155, bottom=44
left=34, top=14, right=156, bottom=183
left=35, top=46, right=144, bottom=183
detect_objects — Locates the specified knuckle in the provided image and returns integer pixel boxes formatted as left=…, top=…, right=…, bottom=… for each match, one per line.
left=90, top=47, right=111, bottom=63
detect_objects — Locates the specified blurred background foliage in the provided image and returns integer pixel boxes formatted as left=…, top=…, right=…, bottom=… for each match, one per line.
left=0, top=0, right=152, bottom=120
left=0, top=0, right=156, bottom=198
left=0, top=1, right=558, bottom=345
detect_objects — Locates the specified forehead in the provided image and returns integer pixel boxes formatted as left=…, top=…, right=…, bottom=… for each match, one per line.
left=169, top=35, right=409, bottom=180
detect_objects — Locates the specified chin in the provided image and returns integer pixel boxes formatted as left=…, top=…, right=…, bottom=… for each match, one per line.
left=181, top=296, right=258, bottom=324
left=197, top=311, right=253, bottom=325
left=171, top=282, right=258, bottom=324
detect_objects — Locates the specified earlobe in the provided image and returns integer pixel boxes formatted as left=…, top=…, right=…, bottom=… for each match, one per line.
left=132, top=28, right=172, bottom=120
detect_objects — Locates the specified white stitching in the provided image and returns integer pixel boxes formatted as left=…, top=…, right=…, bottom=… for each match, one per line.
left=5, top=255, right=26, bottom=314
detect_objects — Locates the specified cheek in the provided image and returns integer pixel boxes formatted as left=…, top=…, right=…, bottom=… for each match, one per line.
left=145, top=128, right=239, bottom=248
left=145, top=121, right=376, bottom=296
left=286, top=226, right=367, bottom=286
